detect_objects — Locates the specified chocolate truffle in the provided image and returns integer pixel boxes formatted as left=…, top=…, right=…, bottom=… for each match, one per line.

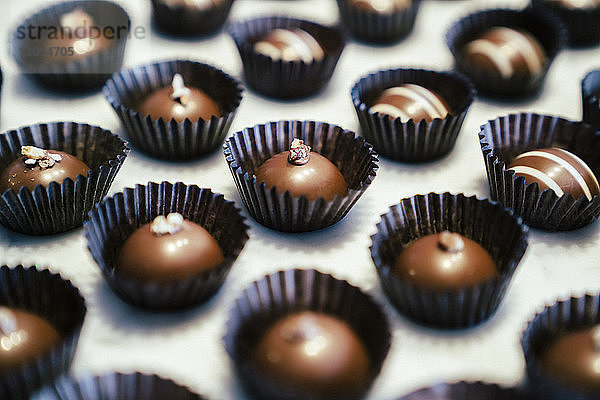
left=350, top=0, right=411, bottom=13
left=393, top=231, right=498, bottom=290
left=540, top=325, right=600, bottom=392
left=137, top=74, right=221, bottom=122
left=117, top=213, right=224, bottom=283
left=508, top=147, right=600, bottom=200
left=254, top=28, right=325, bottom=63
left=252, top=311, right=370, bottom=397
left=0, top=307, right=61, bottom=373
left=545, top=0, right=600, bottom=9
left=462, top=26, right=547, bottom=80
left=254, top=139, right=348, bottom=202
left=0, top=145, right=90, bottom=193
left=159, top=0, right=223, bottom=9
left=369, top=84, right=450, bottom=122
left=45, top=8, right=110, bottom=62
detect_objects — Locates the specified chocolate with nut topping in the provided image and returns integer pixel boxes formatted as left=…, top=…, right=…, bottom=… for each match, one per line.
left=117, top=213, right=224, bottom=283
left=137, top=73, right=221, bottom=122
left=393, top=231, right=498, bottom=290
left=0, top=145, right=89, bottom=193
left=254, top=139, right=348, bottom=201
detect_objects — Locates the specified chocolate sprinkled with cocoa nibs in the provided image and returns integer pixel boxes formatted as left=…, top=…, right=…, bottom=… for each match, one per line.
left=287, top=138, right=311, bottom=165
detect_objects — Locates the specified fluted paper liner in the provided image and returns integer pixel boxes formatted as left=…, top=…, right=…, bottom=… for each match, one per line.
left=397, top=381, right=528, bottom=399
left=0, top=265, right=86, bottom=400
left=582, top=69, right=600, bottom=131
left=531, top=0, right=600, bottom=47
left=521, top=294, right=600, bottom=400
left=84, top=181, right=249, bottom=311
left=103, top=59, right=243, bottom=160
left=0, top=122, right=129, bottom=235
left=10, top=0, right=130, bottom=92
left=479, top=113, right=600, bottom=231
left=37, top=372, right=205, bottom=399
left=151, top=0, right=234, bottom=37
left=228, top=16, right=345, bottom=99
left=336, top=0, right=421, bottom=43
left=351, top=68, right=475, bottom=162
left=370, top=192, right=528, bottom=329
left=223, top=120, right=378, bottom=232
left=446, top=8, right=565, bottom=98
left=224, top=269, right=391, bottom=400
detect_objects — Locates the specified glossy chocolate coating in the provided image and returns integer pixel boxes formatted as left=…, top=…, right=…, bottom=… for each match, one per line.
left=508, top=147, right=600, bottom=201
left=540, top=327, right=600, bottom=391
left=370, top=83, right=450, bottom=122
left=0, top=150, right=89, bottom=193
left=350, top=0, right=412, bottom=13
left=254, top=28, right=325, bottom=63
left=255, top=151, right=348, bottom=202
left=463, top=27, right=547, bottom=79
left=137, top=86, right=221, bottom=122
left=0, top=308, right=61, bottom=373
left=393, top=231, right=498, bottom=290
left=117, top=219, right=224, bottom=283
left=252, top=311, right=370, bottom=397
left=45, top=9, right=110, bottom=63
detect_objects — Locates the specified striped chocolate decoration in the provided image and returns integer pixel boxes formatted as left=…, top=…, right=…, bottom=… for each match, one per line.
left=508, top=147, right=600, bottom=200
left=369, top=83, right=450, bottom=122
left=463, top=27, right=547, bottom=79
left=254, top=28, right=324, bottom=63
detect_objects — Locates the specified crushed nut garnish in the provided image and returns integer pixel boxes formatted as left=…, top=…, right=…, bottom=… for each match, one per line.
left=22, top=146, right=62, bottom=169
left=170, top=74, right=192, bottom=106
left=287, top=138, right=311, bottom=166
left=437, top=231, right=465, bottom=253
left=150, top=212, right=185, bottom=236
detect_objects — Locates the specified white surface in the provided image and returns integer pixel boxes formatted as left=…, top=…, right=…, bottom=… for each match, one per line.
left=1, top=0, right=600, bottom=398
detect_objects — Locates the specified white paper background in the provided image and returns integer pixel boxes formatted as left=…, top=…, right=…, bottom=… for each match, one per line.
left=0, top=0, right=600, bottom=398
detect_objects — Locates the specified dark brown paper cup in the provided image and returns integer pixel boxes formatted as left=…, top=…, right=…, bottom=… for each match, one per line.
left=10, top=0, right=130, bottom=92
left=521, top=294, right=600, bottom=400
left=103, top=59, right=243, bottom=160
left=151, top=0, right=234, bottom=37
left=36, top=372, right=205, bottom=399
left=446, top=8, right=565, bottom=98
left=397, top=381, right=528, bottom=399
left=84, top=181, right=249, bottom=311
left=370, top=192, right=528, bottom=329
left=224, top=268, right=391, bottom=400
left=351, top=68, right=475, bottom=161
left=479, top=113, right=600, bottom=231
left=0, top=265, right=86, bottom=400
left=0, top=122, right=129, bottom=235
left=227, top=16, right=345, bottom=99
left=582, top=69, right=600, bottom=131
left=336, top=0, right=422, bottom=43
left=531, top=0, right=600, bottom=47
left=223, top=120, right=378, bottom=232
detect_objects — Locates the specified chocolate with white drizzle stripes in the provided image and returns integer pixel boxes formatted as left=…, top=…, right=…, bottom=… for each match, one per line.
left=508, top=147, right=600, bottom=200
left=369, top=83, right=450, bottom=122
left=254, top=28, right=324, bottom=63
left=463, top=27, right=547, bottom=79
